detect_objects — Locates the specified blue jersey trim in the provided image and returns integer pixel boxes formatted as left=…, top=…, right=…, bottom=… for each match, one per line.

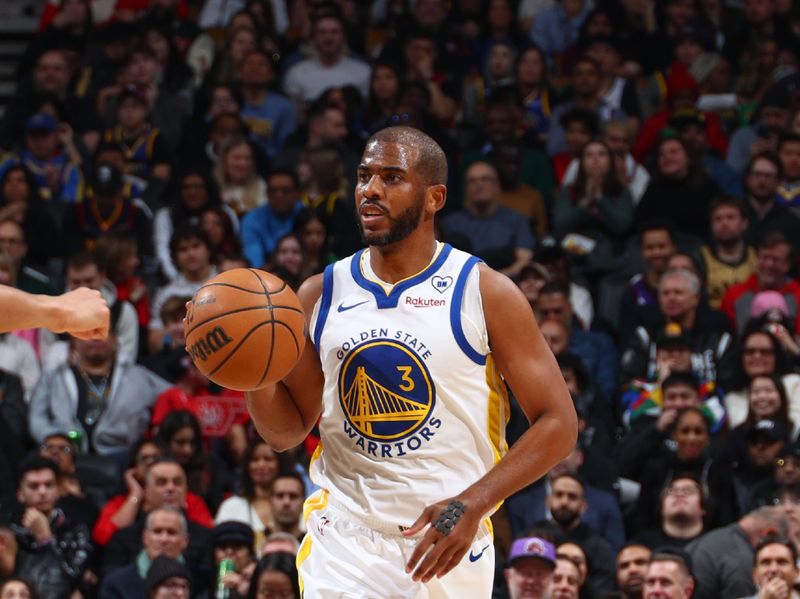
left=313, top=264, right=335, bottom=348
left=349, top=244, right=454, bottom=309
left=451, top=256, right=486, bottom=365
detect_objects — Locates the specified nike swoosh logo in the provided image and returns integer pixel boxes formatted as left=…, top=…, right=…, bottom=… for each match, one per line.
left=337, top=300, right=369, bottom=313
left=469, top=544, right=490, bottom=562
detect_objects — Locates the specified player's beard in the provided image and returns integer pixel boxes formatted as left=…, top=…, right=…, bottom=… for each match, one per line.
left=358, top=192, right=425, bottom=247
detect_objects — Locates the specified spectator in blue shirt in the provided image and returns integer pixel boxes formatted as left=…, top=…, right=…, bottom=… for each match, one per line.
left=240, top=50, right=296, bottom=161
left=443, top=161, right=534, bottom=278
left=240, top=169, right=304, bottom=268
left=529, top=0, right=594, bottom=63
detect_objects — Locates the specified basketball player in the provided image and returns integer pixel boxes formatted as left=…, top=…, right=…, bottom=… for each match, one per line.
left=0, top=285, right=109, bottom=338
left=244, top=127, right=577, bottom=597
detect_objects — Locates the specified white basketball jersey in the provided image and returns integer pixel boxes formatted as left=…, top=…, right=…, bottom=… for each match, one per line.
left=308, top=242, right=509, bottom=527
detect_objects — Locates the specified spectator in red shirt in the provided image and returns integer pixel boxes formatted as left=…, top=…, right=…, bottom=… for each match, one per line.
left=721, top=232, right=800, bottom=334
left=92, top=442, right=213, bottom=546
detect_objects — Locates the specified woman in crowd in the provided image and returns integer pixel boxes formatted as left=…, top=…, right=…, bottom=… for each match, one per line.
left=266, top=234, right=304, bottom=286
left=201, top=206, right=242, bottom=260
left=364, top=62, right=403, bottom=134
left=553, top=140, right=634, bottom=278
left=724, top=328, right=800, bottom=428
left=214, top=137, right=268, bottom=216
left=155, top=410, right=231, bottom=514
left=721, top=375, right=796, bottom=471
left=153, top=169, right=233, bottom=280
left=632, top=407, right=739, bottom=532
left=634, top=137, right=720, bottom=241
left=0, top=164, right=61, bottom=268
left=94, top=232, right=149, bottom=330
left=0, top=579, right=39, bottom=599
left=246, top=552, right=300, bottom=599
left=216, top=437, right=284, bottom=550
left=515, top=45, right=556, bottom=145
left=292, top=208, right=331, bottom=279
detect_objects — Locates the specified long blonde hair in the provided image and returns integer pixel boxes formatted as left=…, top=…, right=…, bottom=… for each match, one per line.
left=213, top=136, right=263, bottom=213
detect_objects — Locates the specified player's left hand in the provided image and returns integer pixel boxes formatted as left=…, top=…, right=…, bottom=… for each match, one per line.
left=402, top=496, right=482, bottom=583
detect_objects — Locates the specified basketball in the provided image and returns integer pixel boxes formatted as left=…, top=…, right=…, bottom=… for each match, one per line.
left=184, top=269, right=307, bottom=391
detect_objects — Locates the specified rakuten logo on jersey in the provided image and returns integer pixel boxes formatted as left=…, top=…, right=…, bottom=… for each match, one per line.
left=405, top=296, right=446, bottom=308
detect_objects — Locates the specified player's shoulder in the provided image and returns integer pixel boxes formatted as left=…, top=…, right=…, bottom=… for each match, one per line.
left=476, top=263, right=528, bottom=311
left=297, top=274, right=325, bottom=313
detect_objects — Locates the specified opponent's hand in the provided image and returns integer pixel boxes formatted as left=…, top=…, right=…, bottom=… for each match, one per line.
left=51, top=288, right=110, bottom=339
left=402, top=497, right=482, bottom=583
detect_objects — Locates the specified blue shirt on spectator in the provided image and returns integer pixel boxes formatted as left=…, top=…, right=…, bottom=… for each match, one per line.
left=241, top=93, right=296, bottom=160
left=443, top=206, right=535, bottom=271
left=241, top=201, right=304, bottom=268
left=529, top=0, right=594, bottom=61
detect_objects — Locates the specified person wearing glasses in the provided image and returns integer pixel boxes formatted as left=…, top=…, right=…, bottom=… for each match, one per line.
left=37, top=432, right=98, bottom=531
left=634, top=476, right=707, bottom=551
left=742, top=153, right=800, bottom=251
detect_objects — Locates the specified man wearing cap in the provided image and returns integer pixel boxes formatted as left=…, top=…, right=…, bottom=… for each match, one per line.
left=61, top=162, right=151, bottom=257
left=738, top=535, right=800, bottom=599
left=721, top=231, right=800, bottom=334
left=733, top=420, right=791, bottom=490
left=622, top=268, right=735, bottom=385
left=145, top=554, right=191, bottom=599
left=100, top=506, right=191, bottom=599
left=210, top=521, right=255, bottom=599
left=102, top=82, right=172, bottom=190
left=748, top=442, right=800, bottom=510
left=504, top=535, right=557, bottom=599
left=0, top=112, right=83, bottom=205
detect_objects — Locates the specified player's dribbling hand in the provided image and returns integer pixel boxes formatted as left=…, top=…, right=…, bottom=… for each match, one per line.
left=402, top=496, right=482, bottom=583
left=53, top=288, right=110, bottom=339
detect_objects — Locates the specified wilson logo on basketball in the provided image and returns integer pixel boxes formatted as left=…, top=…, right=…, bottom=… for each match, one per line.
left=188, top=326, right=233, bottom=362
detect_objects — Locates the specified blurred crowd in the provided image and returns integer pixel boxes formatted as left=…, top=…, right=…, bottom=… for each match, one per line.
left=1, top=0, right=800, bottom=597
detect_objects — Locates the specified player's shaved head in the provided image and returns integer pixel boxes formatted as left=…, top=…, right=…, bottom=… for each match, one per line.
left=366, top=126, right=447, bottom=186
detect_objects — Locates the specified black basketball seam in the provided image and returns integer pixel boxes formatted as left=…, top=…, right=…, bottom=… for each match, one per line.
left=200, top=282, right=273, bottom=294
left=186, top=304, right=304, bottom=337
left=207, top=319, right=274, bottom=378
left=251, top=269, right=278, bottom=387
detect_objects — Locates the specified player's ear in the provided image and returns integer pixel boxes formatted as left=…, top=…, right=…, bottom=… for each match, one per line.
left=426, top=184, right=447, bottom=213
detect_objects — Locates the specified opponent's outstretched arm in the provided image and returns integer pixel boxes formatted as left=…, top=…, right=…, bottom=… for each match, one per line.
left=404, top=264, right=577, bottom=581
left=244, top=274, right=325, bottom=452
left=0, top=286, right=109, bottom=338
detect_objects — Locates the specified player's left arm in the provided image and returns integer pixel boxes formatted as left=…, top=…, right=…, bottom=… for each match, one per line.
left=403, top=264, right=577, bottom=582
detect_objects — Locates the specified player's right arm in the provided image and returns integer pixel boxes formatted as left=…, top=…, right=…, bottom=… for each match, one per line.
left=245, top=274, right=325, bottom=451
left=0, top=286, right=109, bottom=338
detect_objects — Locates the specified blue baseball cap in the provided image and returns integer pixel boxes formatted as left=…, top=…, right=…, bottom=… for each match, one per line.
left=26, top=113, right=58, bottom=133
left=508, top=537, right=557, bottom=569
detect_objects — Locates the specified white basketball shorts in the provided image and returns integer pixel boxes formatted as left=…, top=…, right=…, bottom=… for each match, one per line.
left=297, top=491, right=495, bottom=598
